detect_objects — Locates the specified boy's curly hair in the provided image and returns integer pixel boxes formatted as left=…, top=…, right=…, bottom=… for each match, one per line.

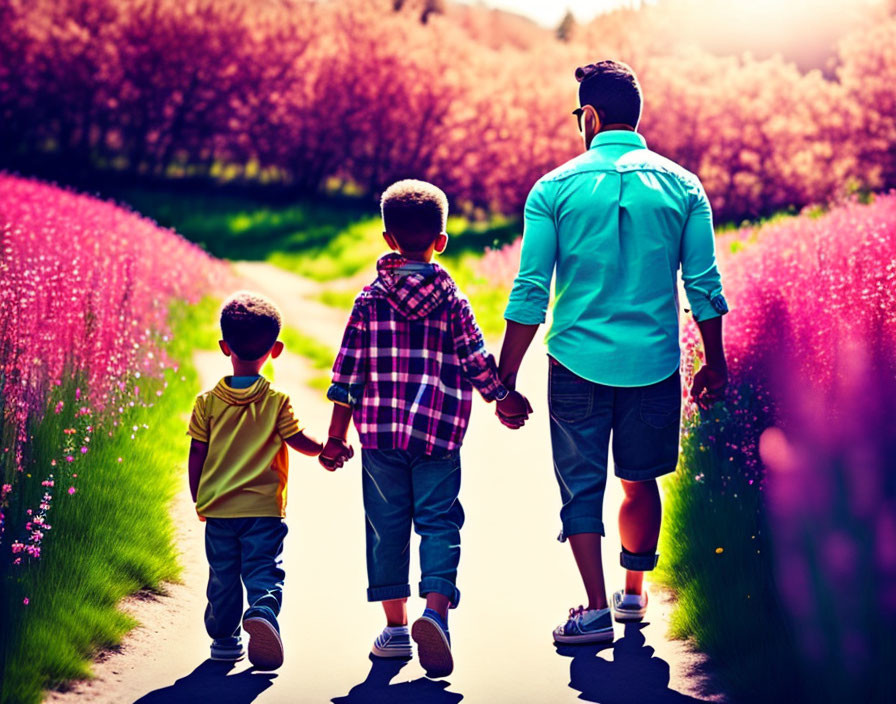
left=219, top=291, right=282, bottom=361
left=380, top=179, right=448, bottom=253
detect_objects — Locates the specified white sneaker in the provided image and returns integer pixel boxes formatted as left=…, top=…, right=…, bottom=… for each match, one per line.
left=371, top=625, right=413, bottom=658
left=611, top=589, right=648, bottom=622
left=553, top=606, right=615, bottom=644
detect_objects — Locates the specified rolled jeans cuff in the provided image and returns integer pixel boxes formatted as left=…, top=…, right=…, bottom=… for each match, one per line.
left=367, top=583, right=411, bottom=602
left=557, top=516, right=606, bottom=543
left=419, top=577, right=460, bottom=608
left=620, top=548, right=659, bottom=571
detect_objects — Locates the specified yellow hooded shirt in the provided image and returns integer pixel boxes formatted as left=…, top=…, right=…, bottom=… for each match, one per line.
left=187, top=377, right=301, bottom=518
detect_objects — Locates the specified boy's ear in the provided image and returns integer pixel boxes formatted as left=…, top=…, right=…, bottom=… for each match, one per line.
left=383, top=231, right=400, bottom=252
left=434, top=232, right=448, bottom=254
left=219, top=340, right=231, bottom=357
left=270, top=340, right=284, bottom=359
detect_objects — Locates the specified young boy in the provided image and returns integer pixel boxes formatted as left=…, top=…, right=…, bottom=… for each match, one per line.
left=187, top=292, right=323, bottom=670
left=320, top=180, right=532, bottom=678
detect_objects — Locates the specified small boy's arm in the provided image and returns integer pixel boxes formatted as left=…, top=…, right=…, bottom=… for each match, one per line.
left=318, top=299, right=366, bottom=470
left=186, top=395, right=210, bottom=504
left=278, top=397, right=323, bottom=456
left=319, top=403, right=354, bottom=471
left=188, top=439, right=208, bottom=503
left=284, top=431, right=323, bottom=456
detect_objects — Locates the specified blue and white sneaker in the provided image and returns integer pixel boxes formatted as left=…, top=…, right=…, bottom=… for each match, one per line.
left=553, top=605, right=615, bottom=644
left=612, top=589, right=649, bottom=622
left=412, top=608, right=453, bottom=678
left=371, top=625, right=413, bottom=659
left=210, top=636, right=244, bottom=661
left=243, top=605, right=283, bottom=670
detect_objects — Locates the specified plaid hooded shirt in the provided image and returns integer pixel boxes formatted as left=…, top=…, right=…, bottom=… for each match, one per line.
left=327, top=253, right=509, bottom=455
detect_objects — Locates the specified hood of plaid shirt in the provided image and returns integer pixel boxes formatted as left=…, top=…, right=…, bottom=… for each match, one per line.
left=374, top=253, right=456, bottom=320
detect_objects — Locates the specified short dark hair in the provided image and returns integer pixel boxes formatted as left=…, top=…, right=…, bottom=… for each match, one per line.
left=380, top=179, right=448, bottom=253
left=575, top=60, right=642, bottom=129
left=219, top=291, right=282, bottom=361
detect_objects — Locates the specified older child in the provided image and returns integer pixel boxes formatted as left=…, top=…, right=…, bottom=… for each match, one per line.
left=320, top=180, right=531, bottom=678
left=187, top=292, right=323, bottom=670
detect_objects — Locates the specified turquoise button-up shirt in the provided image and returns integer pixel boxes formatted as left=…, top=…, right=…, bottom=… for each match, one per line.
left=504, top=130, right=726, bottom=387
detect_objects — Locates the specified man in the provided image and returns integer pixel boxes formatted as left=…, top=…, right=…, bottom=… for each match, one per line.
left=497, top=60, right=729, bottom=643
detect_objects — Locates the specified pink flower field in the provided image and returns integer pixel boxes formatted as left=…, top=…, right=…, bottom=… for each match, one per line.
left=0, top=174, right=231, bottom=563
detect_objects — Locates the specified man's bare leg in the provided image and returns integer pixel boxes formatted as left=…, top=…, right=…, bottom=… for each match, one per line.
left=619, top=478, right=662, bottom=595
left=383, top=597, right=408, bottom=626
left=568, top=533, right=609, bottom=610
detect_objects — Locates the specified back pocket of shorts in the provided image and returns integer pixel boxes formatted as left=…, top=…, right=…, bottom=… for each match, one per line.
left=639, top=376, right=681, bottom=429
left=549, top=360, right=592, bottom=423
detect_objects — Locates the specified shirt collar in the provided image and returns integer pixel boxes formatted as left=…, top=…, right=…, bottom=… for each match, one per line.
left=589, top=130, right=647, bottom=151
left=212, top=376, right=269, bottom=405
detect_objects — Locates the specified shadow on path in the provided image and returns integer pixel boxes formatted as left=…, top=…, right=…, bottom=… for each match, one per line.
left=556, top=623, right=711, bottom=704
left=331, top=655, right=463, bottom=704
left=133, top=659, right=276, bottom=703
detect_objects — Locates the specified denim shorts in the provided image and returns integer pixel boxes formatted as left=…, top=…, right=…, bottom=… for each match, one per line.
left=548, top=357, right=681, bottom=540
left=361, top=448, right=465, bottom=607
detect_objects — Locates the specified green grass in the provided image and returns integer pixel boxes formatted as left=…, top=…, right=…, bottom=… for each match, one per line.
left=112, top=187, right=377, bottom=265
left=0, top=298, right=219, bottom=704
left=653, top=390, right=801, bottom=702
left=316, top=289, right=359, bottom=310
left=111, top=187, right=521, bottom=284
left=440, top=253, right=511, bottom=338
left=280, top=325, right=335, bottom=391
left=280, top=326, right=334, bottom=371
left=263, top=212, right=520, bottom=285
left=268, top=216, right=384, bottom=281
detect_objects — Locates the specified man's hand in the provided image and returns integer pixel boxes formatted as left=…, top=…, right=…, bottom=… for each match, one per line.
left=693, top=316, right=727, bottom=411
left=319, top=436, right=354, bottom=471
left=496, top=390, right=533, bottom=429
left=691, top=364, right=727, bottom=410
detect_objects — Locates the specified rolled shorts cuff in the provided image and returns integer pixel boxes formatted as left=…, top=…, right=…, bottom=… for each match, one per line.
left=558, top=516, right=606, bottom=543
left=614, top=462, right=677, bottom=482
left=367, top=583, right=411, bottom=602
left=419, top=577, right=460, bottom=608
left=620, top=549, right=660, bottom=571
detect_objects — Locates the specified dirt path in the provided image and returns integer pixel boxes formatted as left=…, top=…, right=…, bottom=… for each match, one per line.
left=48, top=264, right=724, bottom=704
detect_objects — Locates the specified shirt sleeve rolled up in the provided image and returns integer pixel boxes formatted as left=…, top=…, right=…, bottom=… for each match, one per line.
left=328, top=299, right=368, bottom=407
left=504, top=180, right=558, bottom=325
left=681, top=182, right=727, bottom=322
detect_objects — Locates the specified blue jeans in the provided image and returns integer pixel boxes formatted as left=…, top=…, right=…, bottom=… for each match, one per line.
left=361, top=448, right=465, bottom=607
left=204, top=517, right=288, bottom=640
left=548, top=358, right=681, bottom=570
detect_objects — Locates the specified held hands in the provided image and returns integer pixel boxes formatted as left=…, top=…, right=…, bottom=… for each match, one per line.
left=495, top=389, right=533, bottom=429
left=691, top=364, right=728, bottom=411
left=319, top=436, right=354, bottom=471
